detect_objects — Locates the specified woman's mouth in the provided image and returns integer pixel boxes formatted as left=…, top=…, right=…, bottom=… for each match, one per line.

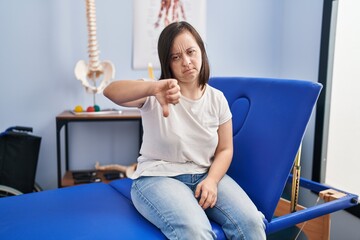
left=183, top=68, right=195, bottom=74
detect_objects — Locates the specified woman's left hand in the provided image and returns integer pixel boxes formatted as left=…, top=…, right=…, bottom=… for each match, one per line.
left=195, top=177, right=218, bottom=210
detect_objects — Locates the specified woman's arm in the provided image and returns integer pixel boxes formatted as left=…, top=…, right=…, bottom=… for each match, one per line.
left=207, top=119, right=233, bottom=183
left=103, top=80, right=154, bottom=108
left=195, top=119, right=233, bottom=209
left=103, top=79, right=181, bottom=117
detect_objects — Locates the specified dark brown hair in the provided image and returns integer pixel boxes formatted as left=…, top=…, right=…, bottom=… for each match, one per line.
left=157, top=21, right=210, bottom=89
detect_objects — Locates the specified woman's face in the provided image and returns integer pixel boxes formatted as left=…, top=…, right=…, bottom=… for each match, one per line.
left=169, top=30, right=202, bottom=85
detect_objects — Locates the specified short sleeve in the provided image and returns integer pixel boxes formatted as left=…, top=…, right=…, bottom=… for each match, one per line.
left=219, top=92, right=232, bottom=125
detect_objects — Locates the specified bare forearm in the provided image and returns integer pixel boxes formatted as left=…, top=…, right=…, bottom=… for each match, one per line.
left=103, top=80, right=155, bottom=107
left=208, top=148, right=233, bottom=183
left=207, top=120, right=233, bottom=183
left=195, top=147, right=233, bottom=210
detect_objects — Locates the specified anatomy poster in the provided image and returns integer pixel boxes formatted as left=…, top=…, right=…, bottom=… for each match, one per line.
left=133, top=0, right=206, bottom=69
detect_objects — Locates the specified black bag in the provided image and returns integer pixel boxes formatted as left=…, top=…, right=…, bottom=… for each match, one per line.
left=0, top=126, right=41, bottom=193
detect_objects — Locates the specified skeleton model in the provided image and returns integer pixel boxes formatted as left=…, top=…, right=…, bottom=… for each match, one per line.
left=74, top=0, right=115, bottom=101
left=154, top=0, right=186, bottom=28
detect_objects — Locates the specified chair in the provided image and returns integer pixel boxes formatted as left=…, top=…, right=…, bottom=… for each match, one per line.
left=0, top=77, right=357, bottom=239
left=0, top=126, right=42, bottom=197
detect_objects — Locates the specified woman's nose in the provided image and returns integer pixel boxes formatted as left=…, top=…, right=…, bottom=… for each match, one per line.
left=182, top=55, right=190, bottom=66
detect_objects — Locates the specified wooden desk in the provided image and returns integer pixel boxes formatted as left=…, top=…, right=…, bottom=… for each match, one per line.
left=61, top=170, right=125, bottom=187
left=56, top=110, right=142, bottom=188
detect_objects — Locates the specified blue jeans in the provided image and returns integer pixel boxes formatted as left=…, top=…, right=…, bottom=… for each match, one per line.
left=131, top=173, right=266, bottom=240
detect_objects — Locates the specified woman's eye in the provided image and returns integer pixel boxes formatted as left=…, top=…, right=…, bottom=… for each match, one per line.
left=188, top=49, right=195, bottom=55
left=172, top=55, right=180, bottom=61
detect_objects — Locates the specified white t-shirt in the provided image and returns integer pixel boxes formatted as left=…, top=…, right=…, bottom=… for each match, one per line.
left=131, top=83, right=232, bottom=179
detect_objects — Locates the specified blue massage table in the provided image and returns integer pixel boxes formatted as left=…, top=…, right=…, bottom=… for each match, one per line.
left=0, top=77, right=357, bottom=239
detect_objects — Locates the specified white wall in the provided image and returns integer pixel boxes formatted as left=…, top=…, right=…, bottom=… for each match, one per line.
left=324, top=2, right=360, bottom=238
left=325, top=0, right=360, bottom=197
